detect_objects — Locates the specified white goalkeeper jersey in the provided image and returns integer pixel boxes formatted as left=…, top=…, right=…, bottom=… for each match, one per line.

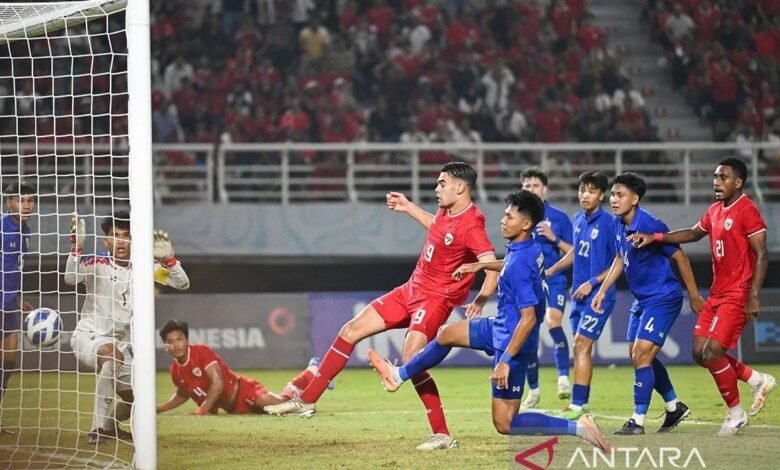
left=65, top=254, right=190, bottom=342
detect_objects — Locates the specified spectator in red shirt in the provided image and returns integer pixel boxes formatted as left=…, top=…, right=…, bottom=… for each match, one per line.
left=576, top=16, right=603, bottom=53
left=534, top=99, right=569, bottom=143
left=693, top=0, right=721, bottom=42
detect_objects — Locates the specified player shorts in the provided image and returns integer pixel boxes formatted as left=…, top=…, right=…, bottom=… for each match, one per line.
left=626, top=295, right=683, bottom=346
left=694, top=295, right=748, bottom=350
left=371, top=282, right=457, bottom=341
left=468, top=317, right=532, bottom=400
left=230, top=376, right=268, bottom=414
left=545, top=278, right=568, bottom=312
left=1, top=308, right=20, bottom=337
left=569, top=297, right=615, bottom=340
left=70, top=332, right=132, bottom=391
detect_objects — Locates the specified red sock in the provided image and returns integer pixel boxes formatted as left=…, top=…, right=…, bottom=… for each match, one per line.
left=411, top=372, right=450, bottom=436
left=299, top=336, right=353, bottom=404
left=706, top=357, right=741, bottom=407
left=280, top=369, right=315, bottom=399
left=725, top=354, right=753, bottom=383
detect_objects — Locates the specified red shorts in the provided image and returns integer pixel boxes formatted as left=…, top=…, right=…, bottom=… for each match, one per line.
left=694, top=296, right=748, bottom=350
left=370, top=282, right=457, bottom=341
left=230, top=376, right=268, bottom=414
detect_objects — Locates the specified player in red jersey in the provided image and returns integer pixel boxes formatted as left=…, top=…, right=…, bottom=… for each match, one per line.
left=629, top=157, right=776, bottom=436
left=156, top=320, right=324, bottom=415
left=265, top=162, right=498, bottom=450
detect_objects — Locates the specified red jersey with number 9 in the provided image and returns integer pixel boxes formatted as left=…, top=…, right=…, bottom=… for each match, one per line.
left=170, top=344, right=240, bottom=411
left=696, top=194, right=766, bottom=298
left=408, top=204, right=495, bottom=305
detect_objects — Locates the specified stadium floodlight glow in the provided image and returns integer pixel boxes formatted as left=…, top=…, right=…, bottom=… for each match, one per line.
left=0, top=0, right=155, bottom=468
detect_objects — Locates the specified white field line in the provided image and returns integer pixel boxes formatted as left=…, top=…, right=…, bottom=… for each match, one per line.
left=0, top=445, right=129, bottom=469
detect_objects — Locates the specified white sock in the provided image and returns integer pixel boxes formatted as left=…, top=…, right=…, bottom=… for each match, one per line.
left=558, top=376, right=570, bottom=386
left=747, top=370, right=763, bottom=388
left=665, top=399, right=679, bottom=412
left=569, top=404, right=582, bottom=411
left=391, top=366, right=403, bottom=384
left=631, top=413, right=645, bottom=426
left=728, top=404, right=744, bottom=418
left=93, top=360, right=116, bottom=431
left=529, top=387, right=540, bottom=396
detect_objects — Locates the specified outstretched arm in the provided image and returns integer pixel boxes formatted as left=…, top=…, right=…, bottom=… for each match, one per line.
left=590, top=254, right=624, bottom=313
left=194, top=364, right=225, bottom=416
left=463, top=253, right=500, bottom=319
left=64, top=213, right=91, bottom=286
left=386, top=191, right=434, bottom=229
left=546, top=248, right=573, bottom=277
left=746, top=231, right=768, bottom=319
left=670, top=249, right=705, bottom=313
left=153, top=230, right=191, bottom=290
left=628, top=224, right=708, bottom=248
left=157, top=389, right=189, bottom=413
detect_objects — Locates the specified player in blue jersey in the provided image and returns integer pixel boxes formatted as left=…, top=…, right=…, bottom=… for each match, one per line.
left=520, top=168, right=574, bottom=406
left=366, top=190, right=610, bottom=451
left=592, top=172, right=705, bottom=435
left=0, top=181, right=36, bottom=434
left=544, top=171, right=618, bottom=420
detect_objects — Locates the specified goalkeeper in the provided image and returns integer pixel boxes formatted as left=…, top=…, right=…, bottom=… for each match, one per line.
left=65, top=211, right=190, bottom=444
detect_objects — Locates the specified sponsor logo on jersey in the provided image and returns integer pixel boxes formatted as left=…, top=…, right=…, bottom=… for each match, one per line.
left=192, top=367, right=202, bottom=377
left=444, top=232, right=454, bottom=246
left=725, top=218, right=733, bottom=230
left=591, top=228, right=599, bottom=239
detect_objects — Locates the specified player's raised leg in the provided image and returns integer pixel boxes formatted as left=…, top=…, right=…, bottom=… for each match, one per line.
left=264, top=303, right=386, bottom=417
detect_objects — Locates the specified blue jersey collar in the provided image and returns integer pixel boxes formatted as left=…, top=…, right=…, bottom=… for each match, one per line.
left=506, top=238, right=534, bottom=251
left=585, top=206, right=605, bottom=222
left=625, top=207, right=644, bottom=233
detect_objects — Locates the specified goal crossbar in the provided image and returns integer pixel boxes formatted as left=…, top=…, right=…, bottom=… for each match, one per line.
left=0, top=0, right=126, bottom=43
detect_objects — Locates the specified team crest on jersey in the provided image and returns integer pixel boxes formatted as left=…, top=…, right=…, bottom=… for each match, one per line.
left=192, top=367, right=202, bottom=377
left=725, top=218, right=733, bottom=230
left=444, top=232, right=454, bottom=245
left=590, top=228, right=599, bottom=239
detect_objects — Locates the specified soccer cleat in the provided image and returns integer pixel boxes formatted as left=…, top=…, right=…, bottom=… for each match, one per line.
left=520, top=391, right=540, bottom=410
left=716, top=410, right=748, bottom=436
left=561, top=405, right=587, bottom=421
left=263, top=397, right=316, bottom=417
left=308, top=357, right=335, bottom=391
left=416, top=433, right=458, bottom=451
left=557, top=376, right=571, bottom=400
left=367, top=348, right=402, bottom=392
left=749, top=373, right=776, bottom=416
left=87, top=426, right=133, bottom=444
left=657, top=402, right=690, bottom=433
left=0, top=425, right=15, bottom=435
left=614, top=419, right=645, bottom=435
left=577, top=414, right=611, bottom=451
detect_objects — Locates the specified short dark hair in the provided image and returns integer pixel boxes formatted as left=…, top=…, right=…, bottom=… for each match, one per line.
left=4, top=181, right=36, bottom=200
left=520, top=167, right=548, bottom=186
left=159, top=319, right=189, bottom=342
left=611, top=172, right=647, bottom=200
left=100, top=210, right=130, bottom=235
left=578, top=171, right=609, bottom=193
left=441, top=161, right=477, bottom=189
left=718, top=157, right=748, bottom=184
left=505, top=190, right=545, bottom=226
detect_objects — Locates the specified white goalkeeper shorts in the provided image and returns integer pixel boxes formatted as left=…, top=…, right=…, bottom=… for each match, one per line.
left=71, top=332, right=133, bottom=390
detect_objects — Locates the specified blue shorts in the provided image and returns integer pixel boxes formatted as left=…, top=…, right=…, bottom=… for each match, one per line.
left=469, top=317, right=533, bottom=400
left=626, top=295, right=682, bottom=346
left=545, top=278, right=568, bottom=312
left=570, top=297, right=616, bottom=340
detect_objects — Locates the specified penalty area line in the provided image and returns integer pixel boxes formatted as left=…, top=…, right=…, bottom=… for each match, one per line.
left=0, top=445, right=128, bottom=469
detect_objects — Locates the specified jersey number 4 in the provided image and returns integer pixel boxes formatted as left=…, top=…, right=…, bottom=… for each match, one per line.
left=193, top=386, right=207, bottom=398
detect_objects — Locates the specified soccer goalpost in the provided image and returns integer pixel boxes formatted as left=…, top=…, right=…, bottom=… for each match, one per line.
left=0, top=1, right=155, bottom=468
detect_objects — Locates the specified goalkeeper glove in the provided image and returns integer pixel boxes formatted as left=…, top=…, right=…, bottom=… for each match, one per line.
left=153, top=230, right=177, bottom=267
left=70, top=212, right=85, bottom=253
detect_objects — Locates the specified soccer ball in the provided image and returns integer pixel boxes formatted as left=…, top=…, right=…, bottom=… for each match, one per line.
left=24, top=308, right=62, bottom=348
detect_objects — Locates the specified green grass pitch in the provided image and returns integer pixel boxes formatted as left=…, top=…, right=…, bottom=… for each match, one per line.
left=0, top=365, right=778, bottom=469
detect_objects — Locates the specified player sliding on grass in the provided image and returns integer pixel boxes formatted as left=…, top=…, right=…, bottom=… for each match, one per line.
left=368, top=190, right=610, bottom=451
left=544, top=172, right=617, bottom=420
left=591, top=172, right=701, bottom=435
left=157, top=320, right=329, bottom=415
left=628, top=157, right=776, bottom=436
left=265, top=162, right=498, bottom=451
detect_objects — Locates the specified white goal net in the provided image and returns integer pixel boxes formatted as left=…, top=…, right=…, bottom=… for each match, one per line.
left=0, top=1, right=152, bottom=468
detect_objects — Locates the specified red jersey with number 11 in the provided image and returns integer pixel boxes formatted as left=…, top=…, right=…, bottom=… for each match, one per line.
left=169, top=344, right=240, bottom=411
left=408, top=203, right=495, bottom=305
left=696, top=194, right=766, bottom=298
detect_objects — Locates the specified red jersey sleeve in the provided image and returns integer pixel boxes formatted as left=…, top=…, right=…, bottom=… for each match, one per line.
left=192, top=344, right=220, bottom=370
left=697, top=206, right=713, bottom=232
left=741, top=202, right=767, bottom=237
left=464, top=214, right=495, bottom=258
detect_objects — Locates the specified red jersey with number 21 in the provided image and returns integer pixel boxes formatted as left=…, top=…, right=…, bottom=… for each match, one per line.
left=170, top=344, right=240, bottom=411
left=696, top=194, right=766, bottom=298
left=408, top=203, right=495, bottom=305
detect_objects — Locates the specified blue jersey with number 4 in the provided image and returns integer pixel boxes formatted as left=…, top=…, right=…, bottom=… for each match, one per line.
left=1, top=214, right=30, bottom=310
left=615, top=208, right=682, bottom=303
left=571, top=207, right=616, bottom=301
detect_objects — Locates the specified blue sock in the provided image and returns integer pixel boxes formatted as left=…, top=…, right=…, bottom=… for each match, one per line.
left=398, top=340, right=451, bottom=381
left=652, top=358, right=677, bottom=402
left=510, top=411, right=578, bottom=435
left=0, top=361, right=15, bottom=403
left=549, top=327, right=570, bottom=377
left=634, top=366, right=654, bottom=416
left=526, top=354, right=539, bottom=390
left=585, top=385, right=591, bottom=405
left=572, top=384, right=589, bottom=407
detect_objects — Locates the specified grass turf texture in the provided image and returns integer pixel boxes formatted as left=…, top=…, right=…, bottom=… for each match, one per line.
left=0, top=365, right=778, bottom=469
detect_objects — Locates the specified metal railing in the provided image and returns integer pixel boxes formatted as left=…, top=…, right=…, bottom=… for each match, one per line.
left=3, top=142, right=779, bottom=205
